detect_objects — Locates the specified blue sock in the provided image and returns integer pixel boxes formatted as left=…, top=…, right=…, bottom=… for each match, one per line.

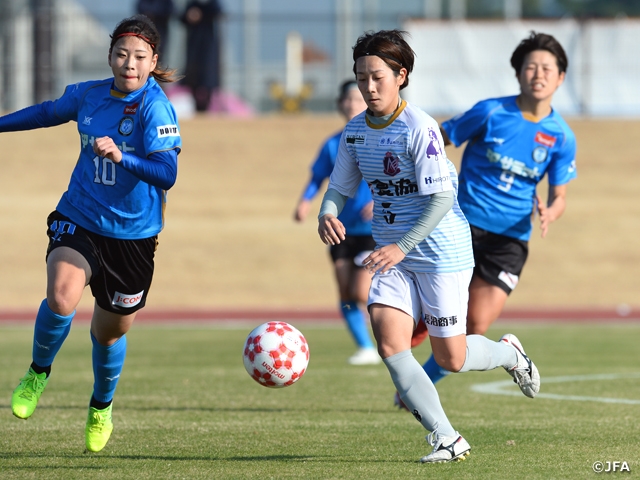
left=340, top=301, right=374, bottom=348
left=91, top=333, right=127, bottom=404
left=423, top=353, right=451, bottom=384
left=32, top=299, right=74, bottom=368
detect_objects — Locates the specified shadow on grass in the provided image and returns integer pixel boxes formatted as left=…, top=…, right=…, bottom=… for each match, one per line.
left=0, top=451, right=352, bottom=463
left=0, top=403, right=397, bottom=414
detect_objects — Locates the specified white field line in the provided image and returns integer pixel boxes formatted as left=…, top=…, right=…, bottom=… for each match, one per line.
left=471, top=373, right=640, bottom=405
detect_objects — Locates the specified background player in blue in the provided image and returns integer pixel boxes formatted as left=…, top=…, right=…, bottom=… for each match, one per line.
left=318, top=29, right=541, bottom=463
left=294, top=80, right=379, bottom=366
left=1, top=15, right=181, bottom=452
left=414, top=32, right=577, bottom=387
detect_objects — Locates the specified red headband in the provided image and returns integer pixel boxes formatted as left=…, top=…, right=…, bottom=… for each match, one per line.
left=115, top=32, right=155, bottom=50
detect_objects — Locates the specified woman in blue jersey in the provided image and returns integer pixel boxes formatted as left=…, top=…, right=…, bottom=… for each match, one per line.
left=415, top=32, right=577, bottom=386
left=294, top=80, right=379, bottom=366
left=318, top=29, right=541, bottom=464
left=2, top=15, right=181, bottom=453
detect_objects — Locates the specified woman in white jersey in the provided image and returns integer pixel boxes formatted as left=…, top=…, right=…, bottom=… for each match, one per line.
left=317, top=29, right=541, bottom=463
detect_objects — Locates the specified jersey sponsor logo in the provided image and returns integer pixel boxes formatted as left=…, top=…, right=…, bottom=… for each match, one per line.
left=346, top=134, right=365, bottom=145
left=535, top=131, right=556, bottom=147
left=532, top=146, right=548, bottom=163
left=82, top=116, right=92, bottom=126
left=118, top=116, right=134, bottom=136
left=424, top=175, right=450, bottom=185
left=423, top=313, right=458, bottom=327
left=157, top=125, right=180, bottom=138
left=370, top=178, right=418, bottom=197
left=112, top=290, right=144, bottom=308
left=383, top=152, right=401, bottom=176
left=381, top=202, right=396, bottom=224
left=487, top=149, right=542, bottom=180
left=124, top=103, right=139, bottom=115
left=379, top=135, right=401, bottom=146
left=426, top=128, right=441, bottom=158
left=498, top=271, right=519, bottom=290
left=492, top=137, right=505, bottom=145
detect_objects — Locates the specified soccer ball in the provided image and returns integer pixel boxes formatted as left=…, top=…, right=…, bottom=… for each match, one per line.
left=242, top=321, right=310, bottom=388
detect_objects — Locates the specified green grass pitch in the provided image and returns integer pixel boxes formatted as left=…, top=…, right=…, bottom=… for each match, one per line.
left=1, top=322, right=639, bottom=479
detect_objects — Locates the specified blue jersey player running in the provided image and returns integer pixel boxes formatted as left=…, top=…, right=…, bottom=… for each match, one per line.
left=319, top=29, right=541, bottom=463
left=412, top=32, right=577, bottom=388
left=294, top=80, right=379, bottom=365
left=1, top=15, right=181, bottom=453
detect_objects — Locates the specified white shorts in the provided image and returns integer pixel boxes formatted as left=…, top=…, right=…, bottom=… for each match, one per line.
left=367, top=265, right=472, bottom=338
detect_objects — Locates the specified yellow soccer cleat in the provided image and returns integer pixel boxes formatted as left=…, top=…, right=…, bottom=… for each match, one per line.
left=12, top=368, right=49, bottom=419
left=85, top=404, right=114, bottom=452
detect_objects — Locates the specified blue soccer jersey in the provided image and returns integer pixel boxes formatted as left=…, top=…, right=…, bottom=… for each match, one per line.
left=303, top=130, right=373, bottom=236
left=442, top=95, right=577, bottom=241
left=50, top=77, right=181, bottom=239
left=328, top=101, right=474, bottom=274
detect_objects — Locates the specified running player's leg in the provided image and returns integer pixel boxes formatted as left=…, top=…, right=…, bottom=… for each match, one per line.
left=12, top=215, right=91, bottom=419
left=85, top=235, right=155, bottom=452
left=369, top=266, right=464, bottom=462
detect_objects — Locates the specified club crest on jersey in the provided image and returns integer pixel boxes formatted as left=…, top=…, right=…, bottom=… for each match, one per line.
left=426, top=128, right=441, bottom=158
left=157, top=125, right=180, bottom=138
left=534, top=131, right=556, bottom=147
left=346, top=134, right=365, bottom=145
left=123, top=103, right=139, bottom=115
left=532, top=146, right=548, bottom=163
left=383, top=152, right=401, bottom=176
left=118, top=116, right=134, bottom=136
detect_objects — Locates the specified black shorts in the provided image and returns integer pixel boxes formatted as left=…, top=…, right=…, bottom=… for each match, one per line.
left=330, top=234, right=376, bottom=265
left=470, top=225, right=528, bottom=295
left=46, top=211, right=157, bottom=314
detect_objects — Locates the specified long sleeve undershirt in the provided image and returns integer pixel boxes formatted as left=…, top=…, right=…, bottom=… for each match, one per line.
left=319, top=188, right=454, bottom=254
left=0, top=101, right=178, bottom=190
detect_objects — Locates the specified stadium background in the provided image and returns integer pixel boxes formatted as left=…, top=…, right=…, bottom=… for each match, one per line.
left=0, top=0, right=638, bottom=319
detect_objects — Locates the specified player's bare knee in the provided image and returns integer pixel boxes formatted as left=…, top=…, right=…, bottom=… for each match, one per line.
left=434, top=355, right=465, bottom=373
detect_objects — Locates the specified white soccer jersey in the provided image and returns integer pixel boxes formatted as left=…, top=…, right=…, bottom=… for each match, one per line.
left=328, top=100, right=474, bottom=274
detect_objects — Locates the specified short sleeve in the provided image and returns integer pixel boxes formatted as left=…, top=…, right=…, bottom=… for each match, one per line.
left=547, top=132, right=577, bottom=186
left=327, top=131, right=362, bottom=198
left=441, top=99, right=494, bottom=147
left=413, top=117, right=455, bottom=195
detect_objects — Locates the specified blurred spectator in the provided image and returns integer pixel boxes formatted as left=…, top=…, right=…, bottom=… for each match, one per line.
left=180, top=0, right=224, bottom=112
left=136, top=0, right=174, bottom=63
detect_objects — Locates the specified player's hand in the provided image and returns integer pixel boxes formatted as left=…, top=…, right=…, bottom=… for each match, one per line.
left=362, top=244, right=405, bottom=274
left=318, top=214, right=346, bottom=245
left=360, top=201, right=374, bottom=221
left=93, top=136, right=123, bottom=163
left=294, top=200, right=311, bottom=222
left=536, top=194, right=551, bottom=238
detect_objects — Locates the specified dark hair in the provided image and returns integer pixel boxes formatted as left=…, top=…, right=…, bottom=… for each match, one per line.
left=337, top=80, right=358, bottom=102
left=510, top=31, right=568, bottom=75
left=109, top=14, right=181, bottom=83
left=352, top=30, right=415, bottom=90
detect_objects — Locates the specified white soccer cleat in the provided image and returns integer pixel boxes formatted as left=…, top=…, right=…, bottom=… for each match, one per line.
left=347, top=347, right=381, bottom=365
left=420, top=431, right=471, bottom=463
left=500, top=333, right=540, bottom=398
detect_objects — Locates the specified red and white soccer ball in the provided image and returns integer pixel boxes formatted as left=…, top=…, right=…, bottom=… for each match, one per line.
left=242, top=321, right=310, bottom=388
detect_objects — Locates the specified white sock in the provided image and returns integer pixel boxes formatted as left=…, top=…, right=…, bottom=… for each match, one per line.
left=459, top=334, right=517, bottom=372
left=383, top=350, right=457, bottom=437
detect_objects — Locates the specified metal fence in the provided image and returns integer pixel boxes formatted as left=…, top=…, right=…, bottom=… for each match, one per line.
left=2, top=0, right=640, bottom=116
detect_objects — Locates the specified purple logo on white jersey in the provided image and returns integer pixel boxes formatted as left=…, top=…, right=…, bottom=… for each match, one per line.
left=426, top=129, right=441, bottom=158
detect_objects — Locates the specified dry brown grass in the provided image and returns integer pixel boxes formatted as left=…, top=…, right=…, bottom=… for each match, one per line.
left=1, top=114, right=638, bottom=310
